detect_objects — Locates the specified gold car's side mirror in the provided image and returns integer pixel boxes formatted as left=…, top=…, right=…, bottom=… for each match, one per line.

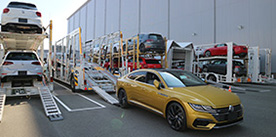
left=153, top=80, right=161, bottom=90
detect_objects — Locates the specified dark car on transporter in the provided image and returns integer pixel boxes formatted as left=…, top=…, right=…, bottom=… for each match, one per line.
left=202, top=60, right=247, bottom=76
left=124, top=33, right=166, bottom=53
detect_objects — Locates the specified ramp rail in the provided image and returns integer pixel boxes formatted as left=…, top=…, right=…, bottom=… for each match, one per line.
left=0, top=93, right=6, bottom=123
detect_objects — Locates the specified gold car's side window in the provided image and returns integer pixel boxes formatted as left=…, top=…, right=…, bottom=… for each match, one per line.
left=136, top=75, right=146, bottom=82
left=128, top=73, right=136, bottom=80
left=128, top=71, right=147, bottom=83
left=146, top=72, right=160, bottom=85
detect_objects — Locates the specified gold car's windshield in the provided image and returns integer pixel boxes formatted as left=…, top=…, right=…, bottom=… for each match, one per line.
left=159, top=71, right=206, bottom=87
left=159, top=72, right=186, bottom=87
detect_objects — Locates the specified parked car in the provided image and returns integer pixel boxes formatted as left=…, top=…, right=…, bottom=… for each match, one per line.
left=103, top=57, right=162, bottom=71
left=102, top=58, right=121, bottom=75
left=202, top=60, right=247, bottom=76
left=1, top=1, right=43, bottom=34
left=172, top=60, right=185, bottom=70
left=203, top=43, right=248, bottom=58
left=103, top=58, right=120, bottom=69
left=93, top=44, right=100, bottom=55
left=124, top=33, right=165, bottom=53
left=117, top=69, right=243, bottom=131
left=128, top=57, right=162, bottom=70
left=0, top=51, right=43, bottom=82
left=105, top=42, right=123, bottom=54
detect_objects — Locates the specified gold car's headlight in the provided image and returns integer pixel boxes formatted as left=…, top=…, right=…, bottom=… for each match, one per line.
left=188, top=103, right=216, bottom=114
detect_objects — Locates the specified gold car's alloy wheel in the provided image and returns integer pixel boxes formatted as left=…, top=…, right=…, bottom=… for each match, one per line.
left=166, top=103, right=187, bottom=131
left=119, top=89, right=129, bottom=108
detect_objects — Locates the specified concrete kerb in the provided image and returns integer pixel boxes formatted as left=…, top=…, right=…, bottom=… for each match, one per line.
left=208, top=80, right=272, bottom=93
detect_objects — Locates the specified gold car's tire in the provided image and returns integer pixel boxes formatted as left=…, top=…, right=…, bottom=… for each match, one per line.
left=118, top=89, right=129, bottom=108
left=166, top=102, right=187, bottom=131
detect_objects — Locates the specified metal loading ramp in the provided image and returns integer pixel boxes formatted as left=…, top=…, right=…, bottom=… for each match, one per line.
left=86, top=72, right=114, bottom=92
left=0, top=93, right=6, bottom=123
left=38, top=81, right=63, bottom=121
left=85, top=63, right=119, bottom=105
left=90, top=86, right=119, bottom=105
left=53, top=29, right=119, bottom=105
left=86, top=72, right=119, bottom=105
left=90, top=63, right=117, bottom=84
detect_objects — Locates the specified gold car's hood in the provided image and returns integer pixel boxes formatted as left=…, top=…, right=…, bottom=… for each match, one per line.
left=170, top=85, right=241, bottom=108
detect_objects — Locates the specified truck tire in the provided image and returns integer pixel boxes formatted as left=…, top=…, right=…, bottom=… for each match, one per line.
left=207, top=75, right=217, bottom=82
left=70, top=76, right=76, bottom=92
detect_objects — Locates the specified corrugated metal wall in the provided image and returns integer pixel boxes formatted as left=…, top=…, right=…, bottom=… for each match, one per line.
left=67, top=0, right=276, bottom=73
left=106, top=0, right=120, bottom=34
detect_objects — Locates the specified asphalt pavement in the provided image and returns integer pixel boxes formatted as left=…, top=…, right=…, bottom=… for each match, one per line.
left=0, top=82, right=275, bottom=137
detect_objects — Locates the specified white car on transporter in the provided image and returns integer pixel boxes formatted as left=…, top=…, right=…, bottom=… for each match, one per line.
left=1, top=1, right=43, bottom=34
left=0, top=51, right=43, bottom=82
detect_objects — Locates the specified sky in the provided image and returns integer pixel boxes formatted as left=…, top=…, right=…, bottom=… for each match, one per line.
left=1, top=0, right=87, bottom=49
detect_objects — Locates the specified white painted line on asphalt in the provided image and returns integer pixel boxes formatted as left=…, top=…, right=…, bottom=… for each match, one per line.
left=53, top=95, right=72, bottom=112
left=259, top=90, right=271, bottom=93
left=70, top=107, right=104, bottom=112
left=208, top=80, right=247, bottom=91
left=231, top=86, right=247, bottom=91
left=54, top=81, right=71, bottom=91
left=53, top=81, right=106, bottom=111
left=76, top=93, right=106, bottom=108
left=53, top=95, right=105, bottom=112
left=54, top=81, right=105, bottom=107
left=52, top=92, right=58, bottom=96
left=238, top=87, right=271, bottom=93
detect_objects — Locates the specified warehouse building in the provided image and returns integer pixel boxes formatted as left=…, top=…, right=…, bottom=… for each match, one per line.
left=67, top=0, right=276, bottom=73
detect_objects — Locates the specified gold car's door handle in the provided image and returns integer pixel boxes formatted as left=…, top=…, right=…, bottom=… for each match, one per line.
left=131, top=84, right=137, bottom=87
left=158, top=92, right=168, bottom=97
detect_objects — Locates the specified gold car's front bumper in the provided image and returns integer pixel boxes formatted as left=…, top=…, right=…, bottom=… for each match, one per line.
left=184, top=103, right=243, bottom=130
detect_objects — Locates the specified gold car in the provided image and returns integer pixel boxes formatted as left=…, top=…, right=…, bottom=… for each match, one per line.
left=116, top=69, right=243, bottom=131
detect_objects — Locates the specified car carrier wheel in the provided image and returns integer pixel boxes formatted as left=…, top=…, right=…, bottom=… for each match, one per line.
left=207, top=75, right=217, bottom=82
left=70, top=75, right=76, bottom=92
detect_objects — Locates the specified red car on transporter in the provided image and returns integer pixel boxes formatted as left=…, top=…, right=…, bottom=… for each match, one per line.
left=104, top=57, right=162, bottom=71
left=204, top=43, right=248, bottom=58
left=128, top=57, right=162, bottom=71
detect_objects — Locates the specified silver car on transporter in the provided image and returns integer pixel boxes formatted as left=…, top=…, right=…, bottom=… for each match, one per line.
left=0, top=51, right=43, bottom=82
